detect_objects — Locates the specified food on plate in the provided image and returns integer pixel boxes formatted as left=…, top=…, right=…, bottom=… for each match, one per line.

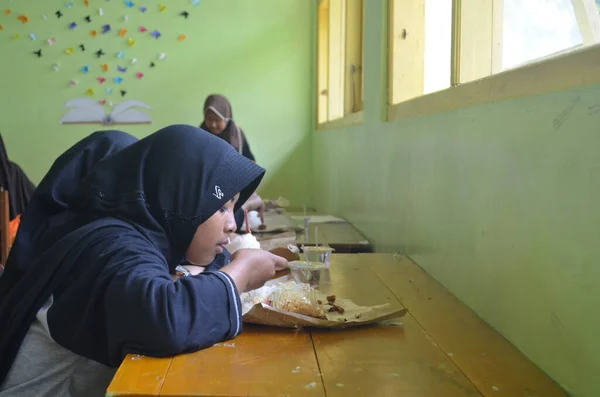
left=241, top=280, right=344, bottom=320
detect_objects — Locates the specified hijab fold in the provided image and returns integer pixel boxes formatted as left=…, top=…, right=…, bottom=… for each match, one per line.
left=0, top=130, right=138, bottom=293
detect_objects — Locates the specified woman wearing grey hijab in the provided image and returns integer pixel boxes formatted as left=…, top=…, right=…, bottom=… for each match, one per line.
left=200, top=94, right=264, bottom=227
left=200, top=94, right=255, bottom=162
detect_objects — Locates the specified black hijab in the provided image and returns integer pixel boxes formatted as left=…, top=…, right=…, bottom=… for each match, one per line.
left=0, top=130, right=138, bottom=293
left=0, top=125, right=265, bottom=383
left=0, top=134, right=35, bottom=220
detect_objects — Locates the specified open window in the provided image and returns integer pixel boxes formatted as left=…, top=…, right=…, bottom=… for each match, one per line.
left=388, top=0, right=600, bottom=119
left=317, top=0, right=364, bottom=127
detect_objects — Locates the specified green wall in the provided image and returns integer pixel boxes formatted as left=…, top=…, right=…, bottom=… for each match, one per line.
left=0, top=0, right=312, bottom=206
left=312, top=2, right=599, bottom=396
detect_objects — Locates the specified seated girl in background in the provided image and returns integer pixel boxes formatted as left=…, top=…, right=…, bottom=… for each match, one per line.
left=0, top=125, right=286, bottom=397
left=200, top=94, right=266, bottom=227
left=201, top=94, right=255, bottom=161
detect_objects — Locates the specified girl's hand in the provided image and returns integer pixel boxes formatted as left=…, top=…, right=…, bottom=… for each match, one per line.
left=220, top=249, right=287, bottom=292
left=241, top=193, right=265, bottom=223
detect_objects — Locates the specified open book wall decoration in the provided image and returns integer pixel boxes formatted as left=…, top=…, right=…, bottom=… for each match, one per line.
left=60, top=98, right=152, bottom=125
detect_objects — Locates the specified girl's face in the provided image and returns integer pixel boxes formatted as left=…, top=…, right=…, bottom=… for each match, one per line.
left=204, top=109, right=227, bottom=136
left=185, top=193, right=239, bottom=266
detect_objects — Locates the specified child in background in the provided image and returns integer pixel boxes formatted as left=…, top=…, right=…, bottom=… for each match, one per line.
left=200, top=94, right=255, bottom=161
left=199, top=94, right=265, bottom=228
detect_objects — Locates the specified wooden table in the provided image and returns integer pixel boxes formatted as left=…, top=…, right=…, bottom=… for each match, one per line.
left=106, top=254, right=567, bottom=397
left=285, top=212, right=373, bottom=253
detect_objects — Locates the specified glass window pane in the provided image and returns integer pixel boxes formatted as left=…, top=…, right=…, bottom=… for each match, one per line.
left=424, top=0, right=452, bottom=94
left=502, top=0, right=583, bottom=69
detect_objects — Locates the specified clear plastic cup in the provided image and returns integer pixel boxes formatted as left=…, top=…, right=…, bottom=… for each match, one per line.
left=302, top=245, right=334, bottom=268
left=288, top=261, right=327, bottom=287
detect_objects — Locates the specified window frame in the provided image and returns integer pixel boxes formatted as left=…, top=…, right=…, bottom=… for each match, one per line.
left=387, top=0, right=600, bottom=122
left=316, top=0, right=365, bottom=130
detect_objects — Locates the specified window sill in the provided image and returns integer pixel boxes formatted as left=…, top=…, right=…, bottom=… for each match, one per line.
left=387, top=43, right=600, bottom=123
left=317, top=110, right=364, bottom=131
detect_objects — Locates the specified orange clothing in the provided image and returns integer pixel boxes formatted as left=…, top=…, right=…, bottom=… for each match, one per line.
left=8, top=213, right=21, bottom=247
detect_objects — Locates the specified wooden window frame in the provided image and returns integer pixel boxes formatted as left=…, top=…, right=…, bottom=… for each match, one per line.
left=388, top=0, right=600, bottom=122
left=316, top=0, right=365, bottom=130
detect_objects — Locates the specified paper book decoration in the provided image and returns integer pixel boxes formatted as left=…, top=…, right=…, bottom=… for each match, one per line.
left=60, top=98, right=152, bottom=125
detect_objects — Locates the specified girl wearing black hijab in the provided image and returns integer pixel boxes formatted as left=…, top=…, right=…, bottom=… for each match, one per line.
left=0, top=130, right=138, bottom=288
left=0, top=134, right=35, bottom=220
left=0, top=125, right=286, bottom=396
